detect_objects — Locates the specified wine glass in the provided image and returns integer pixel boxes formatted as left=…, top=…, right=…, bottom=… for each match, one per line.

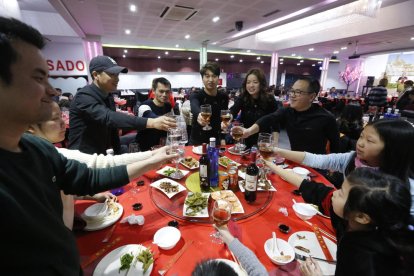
left=200, top=104, right=212, bottom=131
left=220, top=110, right=231, bottom=134
left=210, top=199, right=232, bottom=244
left=175, top=116, right=188, bottom=145
left=257, top=133, right=273, bottom=185
left=166, top=128, right=185, bottom=179
left=230, top=122, right=244, bottom=153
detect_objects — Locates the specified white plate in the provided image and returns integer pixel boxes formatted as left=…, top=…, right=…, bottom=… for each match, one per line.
left=192, top=145, right=203, bottom=155
left=82, top=202, right=123, bottom=231
left=288, top=231, right=337, bottom=275
left=215, top=259, right=247, bottom=276
left=218, top=156, right=241, bottom=168
left=93, top=244, right=153, bottom=276
left=210, top=190, right=244, bottom=214
left=156, top=165, right=189, bottom=180
left=227, top=146, right=247, bottom=156
left=238, top=180, right=277, bottom=192
left=238, top=165, right=288, bottom=180
left=180, top=157, right=200, bottom=169
left=150, top=178, right=187, bottom=199
left=183, top=192, right=210, bottom=217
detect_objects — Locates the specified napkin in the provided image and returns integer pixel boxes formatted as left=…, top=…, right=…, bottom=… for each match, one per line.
left=120, top=214, right=145, bottom=225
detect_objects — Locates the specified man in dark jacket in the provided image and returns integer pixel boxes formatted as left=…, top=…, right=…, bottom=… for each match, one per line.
left=69, top=56, right=176, bottom=154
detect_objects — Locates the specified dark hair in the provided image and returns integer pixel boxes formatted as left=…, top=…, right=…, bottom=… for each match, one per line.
left=297, top=76, right=321, bottom=94
left=367, top=119, right=414, bottom=182
left=0, top=17, right=45, bottom=85
left=379, top=78, right=388, bottom=87
left=404, top=80, right=413, bottom=87
left=345, top=168, right=413, bottom=273
left=240, top=68, right=272, bottom=108
left=338, top=104, right=363, bottom=140
left=396, top=88, right=414, bottom=110
left=152, top=77, right=171, bottom=91
left=192, top=259, right=238, bottom=276
left=200, top=62, right=220, bottom=77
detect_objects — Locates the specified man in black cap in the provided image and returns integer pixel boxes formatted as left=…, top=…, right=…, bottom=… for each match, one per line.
left=69, top=55, right=176, bottom=154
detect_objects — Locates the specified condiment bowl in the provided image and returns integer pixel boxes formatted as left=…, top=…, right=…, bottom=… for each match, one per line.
left=153, top=226, right=181, bottom=250
left=292, top=202, right=317, bottom=220
left=264, top=238, right=295, bottom=265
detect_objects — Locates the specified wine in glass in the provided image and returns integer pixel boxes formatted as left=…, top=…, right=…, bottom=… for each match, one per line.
left=257, top=133, right=273, bottom=186
left=230, top=122, right=244, bottom=153
left=200, top=104, right=212, bottom=131
left=220, top=110, right=231, bottom=133
left=210, top=199, right=232, bottom=244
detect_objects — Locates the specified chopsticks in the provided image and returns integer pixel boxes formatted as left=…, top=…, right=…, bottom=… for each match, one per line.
left=81, top=236, right=122, bottom=269
left=305, top=221, right=337, bottom=242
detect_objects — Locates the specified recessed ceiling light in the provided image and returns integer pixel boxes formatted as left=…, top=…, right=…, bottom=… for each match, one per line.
left=308, top=48, right=314, bottom=51
left=341, top=46, right=347, bottom=50
left=185, top=34, right=190, bottom=39
left=230, top=55, right=234, bottom=58
left=291, top=53, right=296, bottom=57
left=297, top=63, right=300, bottom=66
left=239, top=59, right=243, bottom=62
left=300, top=60, right=304, bottom=63
left=212, top=42, right=217, bottom=45
left=175, top=44, right=179, bottom=48
left=124, top=49, right=128, bottom=53
left=279, top=62, right=283, bottom=65
left=280, top=58, right=284, bottom=61
left=411, top=37, right=414, bottom=40
left=215, top=58, right=219, bottom=61
left=129, top=4, right=137, bottom=12
left=246, top=50, right=251, bottom=53
left=333, top=50, right=339, bottom=54
left=317, top=61, right=322, bottom=64
left=122, top=54, right=126, bottom=58
left=165, top=51, right=169, bottom=55
left=312, top=64, right=316, bottom=66
left=212, top=16, right=220, bottom=23
left=260, top=61, right=264, bottom=63
left=157, top=56, right=161, bottom=59
left=125, top=29, right=131, bottom=35
left=256, top=56, right=261, bottom=60
left=188, top=57, right=192, bottom=60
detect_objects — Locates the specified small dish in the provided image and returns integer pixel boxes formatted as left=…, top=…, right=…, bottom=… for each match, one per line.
left=210, top=190, right=244, bottom=214
left=156, top=165, right=189, bottom=180
left=218, top=156, right=241, bottom=168
left=183, top=192, right=210, bottom=217
left=84, top=202, right=108, bottom=220
left=264, top=238, right=295, bottom=265
left=227, top=146, right=247, bottom=156
left=153, top=226, right=181, bottom=250
left=180, top=156, right=199, bottom=169
left=238, top=180, right=277, bottom=192
left=150, top=178, right=187, bottom=198
left=192, top=145, right=203, bottom=155
left=292, top=167, right=311, bottom=179
left=292, top=202, right=317, bottom=220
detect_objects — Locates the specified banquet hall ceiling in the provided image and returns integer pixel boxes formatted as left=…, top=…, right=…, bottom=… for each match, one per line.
left=17, top=0, right=414, bottom=60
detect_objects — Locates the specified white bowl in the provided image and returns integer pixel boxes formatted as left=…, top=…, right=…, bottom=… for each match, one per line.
left=292, top=167, right=310, bottom=179
left=153, top=226, right=181, bottom=250
left=264, top=238, right=295, bottom=265
left=292, top=202, right=317, bottom=220
left=83, top=202, right=108, bottom=220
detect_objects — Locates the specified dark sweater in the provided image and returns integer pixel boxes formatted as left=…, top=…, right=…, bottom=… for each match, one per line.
left=0, top=134, right=129, bottom=275
left=190, top=89, right=229, bottom=145
left=69, top=83, right=148, bottom=154
left=257, top=104, right=340, bottom=154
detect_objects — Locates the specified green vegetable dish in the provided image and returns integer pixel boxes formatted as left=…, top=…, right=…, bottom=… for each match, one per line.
left=185, top=192, right=208, bottom=216
left=119, top=248, right=153, bottom=274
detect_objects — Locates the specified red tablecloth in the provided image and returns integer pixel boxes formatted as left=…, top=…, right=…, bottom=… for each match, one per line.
left=76, top=146, right=335, bottom=275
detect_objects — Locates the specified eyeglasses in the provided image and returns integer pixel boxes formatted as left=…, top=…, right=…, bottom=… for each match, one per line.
left=288, top=89, right=310, bottom=96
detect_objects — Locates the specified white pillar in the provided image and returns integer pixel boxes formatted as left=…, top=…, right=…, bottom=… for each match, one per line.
left=269, top=52, right=279, bottom=86
left=0, top=0, right=21, bottom=19
left=319, top=57, right=330, bottom=90
left=199, top=42, right=208, bottom=68
left=82, top=36, right=103, bottom=83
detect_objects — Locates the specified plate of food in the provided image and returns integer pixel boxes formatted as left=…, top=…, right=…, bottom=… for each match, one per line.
left=156, top=166, right=189, bottom=180
left=93, top=244, right=153, bottom=276
left=218, top=156, right=241, bottom=168
left=192, top=145, right=203, bottom=155
left=150, top=178, right=186, bottom=198
left=227, top=146, right=247, bottom=156
left=288, top=231, right=337, bottom=275
left=180, top=156, right=199, bottom=169
left=82, top=202, right=124, bottom=231
left=211, top=190, right=244, bottom=214
left=238, top=180, right=277, bottom=192
left=183, top=192, right=210, bottom=217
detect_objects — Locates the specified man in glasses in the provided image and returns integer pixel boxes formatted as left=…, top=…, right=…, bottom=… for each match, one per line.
left=69, top=56, right=176, bottom=155
left=242, top=77, right=339, bottom=154
left=136, top=77, right=176, bottom=151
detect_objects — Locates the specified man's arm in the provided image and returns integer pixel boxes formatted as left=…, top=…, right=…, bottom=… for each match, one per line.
left=243, top=108, right=284, bottom=138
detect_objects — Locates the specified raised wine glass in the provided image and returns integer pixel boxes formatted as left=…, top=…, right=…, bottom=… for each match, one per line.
left=200, top=104, right=212, bottom=131
left=220, top=110, right=231, bottom=134
left=257, top=132, right=273, bottom=186
left=166, top=128, right=185, bottom=179
left=210, top=199, right=232, bottom=244
left=230, top=122, right=244, bottom=153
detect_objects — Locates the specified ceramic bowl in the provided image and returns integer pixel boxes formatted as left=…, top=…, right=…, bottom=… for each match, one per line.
left=264, top=238, right=295, bottom=265
left=292, top=202, right=317, bottom=220
left=153, top=226, right=181, bottom=250
left=83, top=202, right=108, bottom=220
left=292, top=167, right=310, bottom=179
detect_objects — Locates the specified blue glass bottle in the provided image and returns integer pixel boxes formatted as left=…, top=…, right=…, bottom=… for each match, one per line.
left=208, top=137, right=219, bottom=188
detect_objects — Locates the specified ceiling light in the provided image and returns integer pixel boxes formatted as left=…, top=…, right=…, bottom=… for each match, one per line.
left=212, top=16, right=220, bottom=23
left=411, top=37, right=414, bottom=40
left=129, top=4, right=137, bottom=12
left=280, top=58, right=284, bottom=61
left=300, top=60, right=304, bottom=63
left=341, top=46, right=348, bottom=50
left=188, top=57, right=192, bottom=60
left=175, top=44, right=179, bottom=48
left=230, top=55, right=234, bottom=58
left=256, top=56, right=261, bottom=60
left=246, top=50, right=251, bottom=53
left=165, top=51, right=169, bottom=55
left=239, top=59, right=243, bottom=62
left=124, top=49, right=128, bottom=53
left=185, top=34, right=190, bottom=39
left=215, top=58, right=219, bottom=61
left=122, top=54, right=126, bottom=58
left=260, top=61, right=264, bottom=64
left=279, top=62, right=283, bottom=65
left=212, top=42, right=217, bottom=45
left=297, top=63, right=300, bottom=66
left=312, top=64, right=316, bottom=66
left=157, top=56, right=161, bottom=59
left=291, top=53, right=296, bottom=57
left=125, top=29, right=131, bottom=35
left=308, top=48, right=314, bottom=51
left=333, top=50, right=339, bottom=54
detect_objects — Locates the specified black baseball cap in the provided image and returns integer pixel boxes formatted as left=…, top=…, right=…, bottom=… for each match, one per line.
left=89, top=55, right=128, bottom=75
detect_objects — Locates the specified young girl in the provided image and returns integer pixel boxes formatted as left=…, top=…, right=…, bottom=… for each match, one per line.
left=264, top=165, right=413, bottom=276
left=272, top=119, right=414, bottom=214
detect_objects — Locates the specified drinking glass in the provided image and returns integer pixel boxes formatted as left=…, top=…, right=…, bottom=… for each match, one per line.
left=230, top=122, right=244, bottom=153
left=220, top=110, right=231, bottom=133
left=257, top=133, right=273, bottom=184
left=200, top=104, right=212, bottom=131
left=176, top=116, right=188, bottom=145
left=210, top=199, right=232, bottom=244
left=166, top=128, right=185, bottom=178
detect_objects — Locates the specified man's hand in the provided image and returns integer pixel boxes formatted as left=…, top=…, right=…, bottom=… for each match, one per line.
left=197, top=113, right=209, bottom=127
left=147, top=116, right=176, bottom=131
left=92, top=192, right=117, bottom=202
left=147, top=146, right=177, bottom=170
left=299, top=257, right=323, bottom=276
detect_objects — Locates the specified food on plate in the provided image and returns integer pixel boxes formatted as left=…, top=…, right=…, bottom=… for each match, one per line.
left=297, top=234, right=306, bottom=240
left=119, top=252, right=134, bottom=273
left=159, top=181, right=179, bottom=193
left=181, top=156, right=199, bottom=168
left=118, top=248, right=154, bottom=274
left=211, top=190, right=243, bottom=213
left=185, top=192, right=208, bottom=216
left=137, top=248, right=154, bottom=273
left=295, top=245, right=311, bottom=253
left=163, top=168, right=183, bottom=178
left=218, top=156, right=233, bottom=167
left=107, top=199, right=119, bottom=214
left=272, top=254, right=292, bottom=262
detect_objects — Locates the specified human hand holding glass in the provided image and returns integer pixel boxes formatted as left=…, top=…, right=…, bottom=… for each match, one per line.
left=230, top=122, right=244, bottom=153
left=200, top=104, right=212, bottom=131
left=257, top=133, right=273, bottom=183
left=210, top=199, right=232, bottom=244
left=166, top=128, right=185, bottom=178
left=220, top=110, right=231, bottom=133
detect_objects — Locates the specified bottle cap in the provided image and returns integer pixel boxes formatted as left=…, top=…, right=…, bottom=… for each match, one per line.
left=209, top=137, right=216, bottom=142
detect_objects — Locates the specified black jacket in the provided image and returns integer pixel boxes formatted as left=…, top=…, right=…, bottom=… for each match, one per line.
left=69, top=83, right=147, bottom=154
